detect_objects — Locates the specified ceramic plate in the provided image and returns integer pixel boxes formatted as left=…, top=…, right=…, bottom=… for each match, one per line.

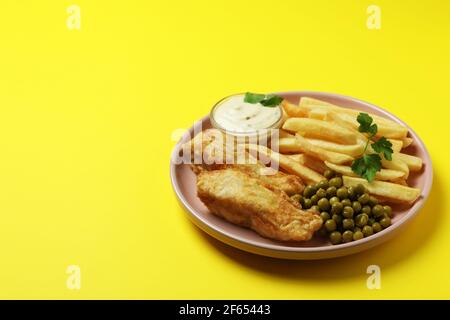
left=170, top=91, right=433, bottom=259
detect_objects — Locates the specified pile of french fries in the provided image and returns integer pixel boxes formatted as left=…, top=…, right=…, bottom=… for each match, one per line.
left=251, top=97, right=422, bottom=204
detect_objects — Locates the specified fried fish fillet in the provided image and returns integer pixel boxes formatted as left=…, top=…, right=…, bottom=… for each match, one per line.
left=192, top=163, right=304, bottom=196
left=186, top=129, right=304, bottom=195
left=197, top=169, right=322, bottom=241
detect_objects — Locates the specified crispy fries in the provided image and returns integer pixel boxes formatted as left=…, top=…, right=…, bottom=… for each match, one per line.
left=278, top=136, right=354, bottom=165
left=401, top=137, right=414, bottom=148
left=342, top=176, right=421, bottom=203
left=381, top=156, right=410, bottom=179
left=283, top=118, right=357, bottom=144
left=294, top=134, right=354, bottom=164
left=246, top=144, right=324, bottom=184
left=279, top=129, right=294, bottom=138
left=300, top=97, right=406, bottom=130
left=299, top=99, right=408, bottom=139
left=395, top=153, right=423, bottom=171
left=389, top=139, right=403, bottom=153
left=324, top=161, right=405, bottom=181
left=288, top=154, right=328, bottom=174
left=308, top=108, right=327, bottom=120
left=304, top=138, right=364, bottom=157
left=281, top=100, right=307, bottom=117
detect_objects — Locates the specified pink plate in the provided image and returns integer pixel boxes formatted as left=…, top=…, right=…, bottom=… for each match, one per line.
left=170, top=91, right=433, bottom=259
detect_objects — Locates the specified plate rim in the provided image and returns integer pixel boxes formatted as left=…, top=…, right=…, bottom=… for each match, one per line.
left=170, top=91, right=433, bottom=257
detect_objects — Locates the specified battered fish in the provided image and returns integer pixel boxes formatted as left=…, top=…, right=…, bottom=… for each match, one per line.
left=186, top=129, right=304, bottom=195
left=196, top=168, right=322, bottom=241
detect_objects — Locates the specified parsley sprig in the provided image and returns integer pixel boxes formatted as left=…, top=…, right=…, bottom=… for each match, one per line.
left=351, top=113, right=393, bottom=182
left=244, top=92, right=284, bottom=107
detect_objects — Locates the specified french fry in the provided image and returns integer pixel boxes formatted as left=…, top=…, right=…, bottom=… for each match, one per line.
left=388, top=139, right=403, bottom=153
left=325, top=110, right=367, bottom=145
left=390, top=178, right=409, bottom=186
left=246, top=144, right=324, bottom=184
left=286, top=134, right=353, bottom=165
left=281, top=100, right=307, bottom=117
left=337, top=112, right=408, bottom=139
left=304, top=138, right=364, bottom=157
left=326, top=111, right=403, bottom=152
left=308, top=108, right=327, bottom=120
left=324, top=161, right=405, bottom=181
left=300, top=97, right=405, bottom=129
left=342, top=176, right=421, bottom=203
left=395, top=153, right=423, bottom=172
left=301, top=155, right=328, bottom=174
left=287, top=154, right=303, bottom=162
left=287, top=154, right=327, bottom=174
left=401, top=137, right=414, bottom=148
left=299, top=98, right=408, bottom=139
left=283, top=118, right=357, bottom=145
left=381, top=156, right=409, bottom=179
left=278, top=137, right=304, bottom=153
left=279, top=129, right=294, bottom=138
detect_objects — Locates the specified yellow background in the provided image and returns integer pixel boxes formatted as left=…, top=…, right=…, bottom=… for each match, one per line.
left=0, top=0, right=448, bottom=299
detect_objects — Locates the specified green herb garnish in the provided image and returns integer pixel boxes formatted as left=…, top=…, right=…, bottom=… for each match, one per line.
left=244, top=92, right=283, bottom=107
left=351, top=113, right=393, bottom=182
left=371, top=136, right=393, bottom=161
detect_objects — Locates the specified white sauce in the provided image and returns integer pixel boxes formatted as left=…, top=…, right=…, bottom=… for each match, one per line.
left=212, top=95, right=282, bottom=133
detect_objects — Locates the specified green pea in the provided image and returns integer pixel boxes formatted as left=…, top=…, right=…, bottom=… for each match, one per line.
left=329, top=196, right=340, bottom=206
left=303, top=186, right=313, bottom=198
left=358, top=193, right=370, bottom=205
left=362, top=205, right=372, bottom=215
left=310, top=194, right=319, bottom=205
left=383, top=205, right=393, bottom=218
left=337, top=187, right=349, bottom=199
left=329, top=231, right=342, bottom=244
left=331, top=202, right=343, bottom=215
left=318, top=180, right=329, bottom=190
left=320, top=211, right=330, bottom=221
left=332, top=214, right=342, bottom=225
left=325, top=219, right=337, bottom=232
left=372, top=205, right=384, bottom=218
left=353, top=231, right=364, bottom=241
left=329, top=177, right=343, bottom=188
left=316, top=188, right=327, bottom=199
left=368, top=196, right=379, bottom=207
left=300, top=196, right=306, bottom=207
left=342, top=218, right=354, bottom=230
left=342, top=230, right=353, bottom=243
left=341, top=199, right=352, bottom=207
left=368, top=218, right=376, bottom=226
left=303, top=198, right=312, bottom=209
left=347, top=186, right=357, bottom=200
left=362, top=225, right=373, bottom=236
left=318, top=198, right=330, bottom=211
left=352, top=201, right=362, bottom=213
left=354, top=184, right=366, bottom=195
left=311, top=205, right=320, bottom=212
left=342, top=206, right=354, bottom=218
left=372, top=222, right=382, bottom=233
left=326, top=186, right=337, bottom=197
left=355, top=213, right=369, bottom=227
left=324, top=169, right=335, bottom=179
left=354, top=227, right=362, bottom=233
left=380, top=217, right=391, bottom=228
